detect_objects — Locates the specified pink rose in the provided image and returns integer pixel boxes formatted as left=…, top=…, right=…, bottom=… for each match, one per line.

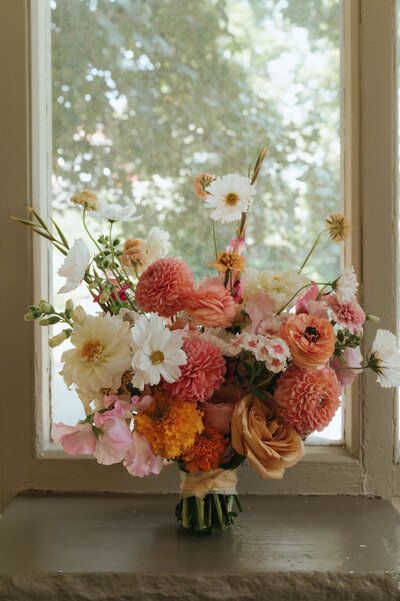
left=203, top=401, right=234, bottom=435
left=185, top=283, right=236, bottom=328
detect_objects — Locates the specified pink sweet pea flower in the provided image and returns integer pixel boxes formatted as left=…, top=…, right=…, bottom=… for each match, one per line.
left=295, top=283, right=328, bottom=319
left=226, top=236, right=245, bottom=255
left=92, top=402, right=132, bottom=465
left=245, top=290, right=274, bottom=332
left=130, top=394, right=154, bottom=414
left=123, top=431, right=163, bottom=477
left=203, top=401, right=234, bottom=435
left=330, top=346, right=363, bottom=387
left=51, top=422, right=96, bottom=456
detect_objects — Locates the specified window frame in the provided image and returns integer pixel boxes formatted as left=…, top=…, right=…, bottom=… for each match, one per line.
left=1, top=0, right=399, bottom=508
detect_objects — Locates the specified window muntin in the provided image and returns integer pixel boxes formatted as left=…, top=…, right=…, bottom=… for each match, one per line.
left=49, top=0, right=342, bottom=442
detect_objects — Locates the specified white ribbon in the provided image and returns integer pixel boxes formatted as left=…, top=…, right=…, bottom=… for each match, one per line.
left=179, top=468, right=238, bottom=499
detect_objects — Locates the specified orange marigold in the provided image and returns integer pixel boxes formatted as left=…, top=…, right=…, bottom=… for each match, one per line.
left=210, top=251, right=245, bottom=274
left=134, top=391, right=203, bottom=460
left=182, top=426, right=228, bottom=473
left=120, top=239, right=146, bottom=269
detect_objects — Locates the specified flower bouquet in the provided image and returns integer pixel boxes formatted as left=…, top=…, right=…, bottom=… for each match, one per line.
left=13, top=147, right=400, bottom=535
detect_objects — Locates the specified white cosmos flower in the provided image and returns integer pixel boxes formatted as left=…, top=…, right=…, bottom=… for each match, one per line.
left=58, top=238, right=91, bottom=294
left=91, top=199, right=142, bottom=222
left=60, top=313, right=132, bottom=396
left=205, top=173, right=256, bottom=223
left=369, top=329, right=400, bottom=388
left=334, top=266, right=358, bottom=303
left=130, top=313, right=186, bottom=389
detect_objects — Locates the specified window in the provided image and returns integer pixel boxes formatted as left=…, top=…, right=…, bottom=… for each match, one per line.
left=49, top=0, right=343, bottom=443
left=3, top=0, right=400, bottom=507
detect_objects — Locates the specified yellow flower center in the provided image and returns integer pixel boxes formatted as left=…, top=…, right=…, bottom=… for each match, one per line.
left=80, top=339, right=103, bottom=363
left=224, top=192, right=240, bottom=207
left=150, top=350, right=165, bottom=364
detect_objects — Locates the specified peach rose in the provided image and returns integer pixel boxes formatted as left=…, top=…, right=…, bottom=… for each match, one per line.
left=185, top=283, right=236, bottom=328
left=279, top=313, right=335, bottom=370
left=231, top=394, right=304, bottom=479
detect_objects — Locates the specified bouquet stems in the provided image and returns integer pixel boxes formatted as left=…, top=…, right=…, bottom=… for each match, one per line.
left=175, top=493, right=242, bottom=535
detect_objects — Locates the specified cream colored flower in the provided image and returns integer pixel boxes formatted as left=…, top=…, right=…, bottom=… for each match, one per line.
left=70, top=190, right=98, bottom=211
left=325, top=213, right=350, bottom=242
left=141, top=227, right=170, bottom=265
left=60, top=313, right=132, bottom=397
left=369, top=329, right=400, bottom=388
left=333, top=266, right=358, bottom=303
left=243, top=269, right=309, bottom=312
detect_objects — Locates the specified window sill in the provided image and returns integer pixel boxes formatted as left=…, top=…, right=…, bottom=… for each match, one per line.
left=1, top=494, right=399, bottom=600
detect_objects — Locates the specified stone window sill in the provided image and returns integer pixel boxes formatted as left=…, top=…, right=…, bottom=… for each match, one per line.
left=0, top=494, right=399, bottom=600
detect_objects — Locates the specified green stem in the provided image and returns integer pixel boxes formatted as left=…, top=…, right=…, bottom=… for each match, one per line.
left=212, top=494, right=225, bottom=529
left=274, top=281, right=330, bottom=316
left=212, top=221, right=218, bottom=260
left=298, top=230, right=325, bottom=274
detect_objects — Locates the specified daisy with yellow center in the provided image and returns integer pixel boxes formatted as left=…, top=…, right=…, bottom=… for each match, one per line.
left=130, top=313, right=187, bottom=389
left=205, top=173, right=256, bottom=223
left=325, top=213, right=350, bottom=242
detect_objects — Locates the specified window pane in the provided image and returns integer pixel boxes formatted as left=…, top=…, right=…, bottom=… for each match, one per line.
left=50, top=0, right=342, bottom=441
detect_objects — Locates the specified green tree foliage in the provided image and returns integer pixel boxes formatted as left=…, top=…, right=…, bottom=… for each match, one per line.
left=51, top=0, right=340, bottom=280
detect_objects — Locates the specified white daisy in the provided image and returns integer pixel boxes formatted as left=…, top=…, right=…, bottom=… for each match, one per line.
left=334, top=266, right=358, bottom=303
left=205, top=173, right=256, bottom=223
left=60, top=313, right=132, bottom=396
left=130, top=313, right=187, bottom=389
left=58, top=238, right=91, bottom=294
left=91, top=199, right=142, bottom=222
left=369, top=329, right=400, bottom=388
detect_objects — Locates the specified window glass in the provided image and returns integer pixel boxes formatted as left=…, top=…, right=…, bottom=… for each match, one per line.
left=50, top=0, right=342, bottom=442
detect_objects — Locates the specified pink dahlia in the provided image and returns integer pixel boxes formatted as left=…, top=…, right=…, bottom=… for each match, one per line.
left=274, top=365, right=341, bottom=437
left=327, top=293, right=365, bottom=334
left=164, top=336, right=226, bottom=402
left=185, top=283, right=236, bottom=328
left=135, top=257, right=195, bottom=318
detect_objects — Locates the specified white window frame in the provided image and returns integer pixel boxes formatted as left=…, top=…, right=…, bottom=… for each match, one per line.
left=1, top=0, right=398, bottom=509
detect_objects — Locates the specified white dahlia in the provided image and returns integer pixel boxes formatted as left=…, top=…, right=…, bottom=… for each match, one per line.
left=60, top=313, right=132, bottom=396
left=131, top=313, right=187, bottom=389
left=369, top=329, right=400, bottom=388
left=205, top=173, right=256, bottom=223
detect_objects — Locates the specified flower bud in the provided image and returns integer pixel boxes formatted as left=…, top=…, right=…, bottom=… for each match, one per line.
left=366, top=314, right=380, bottom=323
left=39, top=316, right=60, bottom=326
left=71, top=305, right=86, bottom=324
left=99, top=290, right=110, bottom=303
left=48, top=329, right=71, bottom=348
left=38, top=300, right=52, bottom=313
left=24, top=312, right=36, bottom=321
left=65, top=299, right=74, bottom=314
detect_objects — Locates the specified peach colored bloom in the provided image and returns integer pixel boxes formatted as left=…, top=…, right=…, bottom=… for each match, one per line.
left=210, top=251, right=245, bottom=274
left=279, top=314, right=336, bottom=370
left=327, top=293, right=365, bottom=334
left=193, top=172, right=215, bottom=199
left=274, top=364, right=341, bottom=436
left=120, top=239, right=146, bottom=269
left=185, top=283, right=236, bottom=328
left=231, top=394, right=304, bottom=479
left=164, top=336, right=226, bottom=403
left=135, top=257, right=195, bottom=318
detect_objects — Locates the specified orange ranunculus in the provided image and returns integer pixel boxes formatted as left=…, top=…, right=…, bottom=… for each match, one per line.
left=279, top=313, right=336, bottom=370
left=231, top=394, right=304, bottom=480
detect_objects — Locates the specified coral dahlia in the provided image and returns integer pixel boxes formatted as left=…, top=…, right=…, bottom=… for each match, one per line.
left=135, top=257, right=195, bottom=318
left=164, top=336, right=226, bottom=403
left=274, top=365, right=341, bottom=437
